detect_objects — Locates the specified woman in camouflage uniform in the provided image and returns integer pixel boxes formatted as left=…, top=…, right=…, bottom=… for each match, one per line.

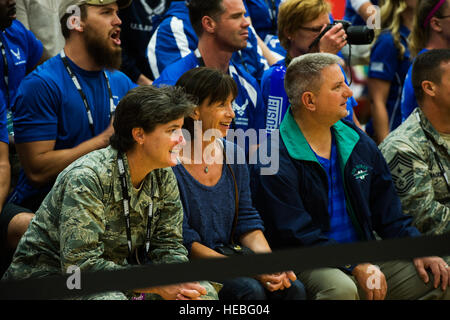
left=2, top=85, right=218, bottom=300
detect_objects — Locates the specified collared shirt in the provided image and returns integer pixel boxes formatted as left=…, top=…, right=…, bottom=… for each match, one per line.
left=312, top=135, right=359, bottom=243
left=380, top=108, right=450, bottom=235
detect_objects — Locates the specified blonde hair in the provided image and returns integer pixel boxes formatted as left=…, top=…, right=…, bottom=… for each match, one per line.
left=409, top=0, right=448, bottom=57
left=278, top=0, right=330, bottom=51
left=372, top=0, right=408, bottom=60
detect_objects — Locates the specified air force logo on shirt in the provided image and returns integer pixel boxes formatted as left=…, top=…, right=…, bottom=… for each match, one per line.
left=233, top=99, right=249, bottom=127
left=10, top=47, right=26, bottom=66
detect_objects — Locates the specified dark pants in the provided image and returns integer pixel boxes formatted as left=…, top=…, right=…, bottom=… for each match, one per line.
left=218, top=277, right=306, bottom=300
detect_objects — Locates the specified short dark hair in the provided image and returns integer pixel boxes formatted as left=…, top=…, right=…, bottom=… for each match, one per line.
left=110, top=85, right=196, bottom=152
left=175, top=67, right=238, bottom=138
left=187, top=0, right=225, bottom=36
left=60, top=4, right=88, bottom=39
left=412, top=49, right=450, bottom=103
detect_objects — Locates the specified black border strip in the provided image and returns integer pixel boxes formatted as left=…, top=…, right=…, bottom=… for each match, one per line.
left=1, top=234, right=449, bottom=299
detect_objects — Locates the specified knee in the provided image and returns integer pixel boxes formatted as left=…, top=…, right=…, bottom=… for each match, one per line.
left=286, top=280, right=307, bottom=300
left=220, top=277, right=267, bottom=300
left=7, top=212, right=34, bottom=249
left=317, top=277, right=359, bottom=300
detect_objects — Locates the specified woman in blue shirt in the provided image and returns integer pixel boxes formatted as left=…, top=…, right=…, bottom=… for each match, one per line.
left=367, top=0, right=416, bottom=144
left=172, top=67, right=306, bottom=300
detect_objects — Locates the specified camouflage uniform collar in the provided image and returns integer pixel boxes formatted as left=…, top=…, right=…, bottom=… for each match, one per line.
left=113, top=150, right=160, bottom=213
left=416, top=108, right=450, bottom=153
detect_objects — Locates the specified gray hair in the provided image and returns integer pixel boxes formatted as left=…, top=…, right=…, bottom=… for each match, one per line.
left=284, top=53, right=342, bottom=109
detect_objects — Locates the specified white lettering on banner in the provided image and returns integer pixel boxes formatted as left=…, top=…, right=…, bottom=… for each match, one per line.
left=266, top=95, right=283, bottom=132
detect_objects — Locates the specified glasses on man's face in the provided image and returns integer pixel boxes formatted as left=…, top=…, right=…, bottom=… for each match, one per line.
left=298, top=25, right=324, bottom=33
left=437, top=14, right=450, bottom=19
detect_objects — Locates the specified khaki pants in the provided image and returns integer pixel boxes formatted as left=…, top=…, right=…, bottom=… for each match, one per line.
left=298, top=257, right=450, bottom=300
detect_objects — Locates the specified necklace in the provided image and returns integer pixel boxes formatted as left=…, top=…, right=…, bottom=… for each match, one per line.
left=204, top=166, right=209, bottom=174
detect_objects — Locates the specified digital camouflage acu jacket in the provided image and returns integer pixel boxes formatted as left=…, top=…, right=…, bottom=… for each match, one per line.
left=380, top=108, right=450, bottom=235
left=2, top=146, right=190, bottom=299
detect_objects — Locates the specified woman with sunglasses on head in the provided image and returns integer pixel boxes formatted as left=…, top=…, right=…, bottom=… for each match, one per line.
left=173, top=67, right=306, bottom=300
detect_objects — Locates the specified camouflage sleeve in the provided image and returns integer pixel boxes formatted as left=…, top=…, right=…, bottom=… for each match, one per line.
left=57, top=167, right=128, bottom=273
left=381, top=141, right=450, bottom=235
left=148, top=169, right=189, bottom=265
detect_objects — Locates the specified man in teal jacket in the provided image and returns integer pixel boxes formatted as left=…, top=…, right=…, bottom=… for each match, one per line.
left=250, top=52, right=450, bottom=300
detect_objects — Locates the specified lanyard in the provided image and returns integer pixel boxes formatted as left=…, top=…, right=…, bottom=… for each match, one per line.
left=265, top=0, right=277, bottom=35
left=117, top=153, right=154, bottom=262
left=0, top=37, right=9, bottom=108
left=60, top=50, right=115, bottom=136
left=416, top=112, right=450, bottom=193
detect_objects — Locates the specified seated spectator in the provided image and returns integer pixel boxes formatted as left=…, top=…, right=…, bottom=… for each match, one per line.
left=260, top=0, right=360, bottom=132
left=380, top=49, right=450, bottom=235
left=0, top=0, right=41, bottom=276
left=367, top=0, right=416, bottom=144
left=173, top=67, right=306, bottom=300
left=250, top=52, right=450, bottom=300
left=147, top=0, right=271, bottom=82
left=244, top=0, right=286, bottom=58
left=16, top=0, right=71, bottom=61
left=401, top=0, right=450, bottom=121
left=8, top=0, right=136, bottom=214
left=119, top=0, right=170, bottom=85
left=153, top=0, right=267, bottom=156
left=2, top=85, right=218, bottom=300
left=1, top=0, right=43, bottom=136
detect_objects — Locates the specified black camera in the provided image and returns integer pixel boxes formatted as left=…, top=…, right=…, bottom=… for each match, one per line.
left=310, top=20, right=374, bottom=49
left=324, top=20, right=374, bottom=45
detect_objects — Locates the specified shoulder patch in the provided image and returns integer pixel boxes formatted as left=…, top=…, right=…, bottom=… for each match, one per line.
left=388, top=152, right=415, bottom=196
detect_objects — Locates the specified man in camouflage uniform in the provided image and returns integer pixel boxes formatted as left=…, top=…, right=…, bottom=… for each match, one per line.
left=380, top=49, right=450, bottom=236
left=2, top=86, right=218, bottom=300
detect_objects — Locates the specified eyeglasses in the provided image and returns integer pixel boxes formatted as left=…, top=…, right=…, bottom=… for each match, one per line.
left=437, top=14, right=450, bottom=19
left=298, top=25, right=324, bottom=33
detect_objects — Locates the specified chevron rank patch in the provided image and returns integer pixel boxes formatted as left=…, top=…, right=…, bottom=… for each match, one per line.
left=388, top=153, right=415, bottom=196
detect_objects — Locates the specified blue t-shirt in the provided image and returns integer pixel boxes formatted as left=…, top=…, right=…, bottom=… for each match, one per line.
left=244, top=0, right=286, bottom=57
left=368, top=25, right=411, bottom=133
left=172, top=140, right=264, bottom=252
left=261, top=58, right=357, bottom=132
left=400, top=48, right=428, bottom=122
left=147, top=1, right=269, bottom=82
left=119, top=0, right=170, bottom=82
left=0, top=20, right=43, bottom=143
left=153, top=50, right=267, bottom=135
left=312, top=135, right=358, bottom=244
left=10, top=54, right=137, bottom=210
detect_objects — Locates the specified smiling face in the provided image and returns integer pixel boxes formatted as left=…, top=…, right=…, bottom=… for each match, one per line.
left=0, top=0, right=16, bottom=30
left=140, top=118, right=186, bottom=169
left=213, top=0, right=250, bottom=52
left=82, top=3, right=122, bottom=69
left=195, top=93, right=236, bottom=138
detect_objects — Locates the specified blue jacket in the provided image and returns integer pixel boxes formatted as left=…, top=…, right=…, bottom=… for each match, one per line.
left=250, top=109, right=421, bottom=250
left=147, top=1, right=269, bottom=82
